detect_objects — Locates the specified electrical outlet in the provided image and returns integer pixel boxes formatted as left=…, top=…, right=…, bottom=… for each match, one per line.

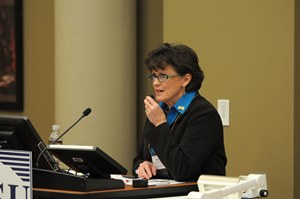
left=218, top=99, right=230, bottom=126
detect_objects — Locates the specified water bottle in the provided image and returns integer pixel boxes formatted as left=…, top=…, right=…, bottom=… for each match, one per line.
left=48, top=125, right=63, bottom=145
left=48, top=124, right=62, bottom=166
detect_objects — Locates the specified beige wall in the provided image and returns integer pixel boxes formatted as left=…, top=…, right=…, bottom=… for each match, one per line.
left=294, top=0, right=300, bottom=197
left=54, top=0, right=137, bottom=170
left=163, top=0, right=294, bottom=198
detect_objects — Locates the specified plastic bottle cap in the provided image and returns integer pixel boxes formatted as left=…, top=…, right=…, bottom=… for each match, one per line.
left=52, top=125, right=60, bottom=131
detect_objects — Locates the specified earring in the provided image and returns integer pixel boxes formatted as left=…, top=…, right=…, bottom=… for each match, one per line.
left=182, top=86, right=186, bottom=95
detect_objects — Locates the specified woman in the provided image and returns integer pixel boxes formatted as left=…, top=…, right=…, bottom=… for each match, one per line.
left=133, top=43, right=227, bottom=181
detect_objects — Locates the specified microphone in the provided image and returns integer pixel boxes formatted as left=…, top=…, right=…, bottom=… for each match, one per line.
left=35, top=108, right=92, bottom=168
left=51, top=108, right=91, bottom=144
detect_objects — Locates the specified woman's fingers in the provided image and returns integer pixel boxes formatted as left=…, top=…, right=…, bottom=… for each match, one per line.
left=137, top=161, right=157, bottom=179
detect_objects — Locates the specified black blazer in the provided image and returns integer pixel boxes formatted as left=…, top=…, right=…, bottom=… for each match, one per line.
left=133, top=93, right=227, bottom=181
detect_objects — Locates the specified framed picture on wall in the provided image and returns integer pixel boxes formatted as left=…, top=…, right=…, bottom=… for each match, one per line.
left=0, top=0, right=23, bottom=111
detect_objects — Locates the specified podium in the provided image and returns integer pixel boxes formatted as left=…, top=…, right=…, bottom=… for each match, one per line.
left=0, top=116, right=127, bottom=193
left=33, top=180, right=198, bottom=199
left=33, top=145, right=128, bottom=191
left=33, top=168, right=125, bottom=191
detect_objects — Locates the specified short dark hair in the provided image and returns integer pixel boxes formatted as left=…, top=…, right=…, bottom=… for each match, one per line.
left=144, top=43, right=204, bottom=92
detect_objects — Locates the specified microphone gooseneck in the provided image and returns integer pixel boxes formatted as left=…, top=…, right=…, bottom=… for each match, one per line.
left=35, top=108, right=92, bottom=168
left=51, top=108, right=92, bottom=145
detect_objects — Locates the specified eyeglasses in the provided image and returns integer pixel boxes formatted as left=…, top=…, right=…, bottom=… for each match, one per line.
left=148, top=74, right=181, bottom=82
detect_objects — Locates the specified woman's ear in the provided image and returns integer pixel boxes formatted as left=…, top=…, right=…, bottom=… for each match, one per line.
left=182, top=73, right=192, bottom=87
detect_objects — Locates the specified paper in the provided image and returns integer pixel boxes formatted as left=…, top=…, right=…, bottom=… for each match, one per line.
left=110, top=174, right=184, bottom=186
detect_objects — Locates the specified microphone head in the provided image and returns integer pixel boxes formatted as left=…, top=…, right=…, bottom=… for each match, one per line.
left=83, top=108, right=92, bottom=116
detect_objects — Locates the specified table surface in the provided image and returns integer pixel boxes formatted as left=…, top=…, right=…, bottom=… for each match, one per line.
left=33, top=181, right=198, bottom=199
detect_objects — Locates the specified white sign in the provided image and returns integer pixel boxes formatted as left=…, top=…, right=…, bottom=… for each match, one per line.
left=0, top=150, right=32, bottom=199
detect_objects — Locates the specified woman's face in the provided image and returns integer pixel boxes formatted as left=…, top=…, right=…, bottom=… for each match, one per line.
left=151, top=65, right=191, bottom=107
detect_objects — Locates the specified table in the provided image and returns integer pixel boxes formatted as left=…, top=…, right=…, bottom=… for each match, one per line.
left=33, top=182, right=198, bottom=199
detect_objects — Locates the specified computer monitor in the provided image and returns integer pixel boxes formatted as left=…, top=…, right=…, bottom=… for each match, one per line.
left=0, top=115, right=58, bottom=171
left=47, top=145, right=128, bottom=179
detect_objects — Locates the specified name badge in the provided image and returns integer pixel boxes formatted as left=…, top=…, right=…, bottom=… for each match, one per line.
left=151, top=155, right=166, bottom=170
